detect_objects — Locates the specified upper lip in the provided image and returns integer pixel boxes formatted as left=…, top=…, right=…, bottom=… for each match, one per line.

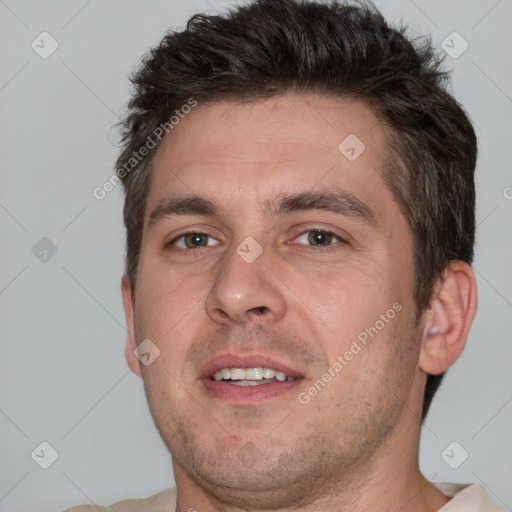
left=199, top=353, right=305, bottom=379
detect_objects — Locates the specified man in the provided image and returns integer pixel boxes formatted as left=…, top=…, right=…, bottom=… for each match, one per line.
left=65, top=0, right=500, bottom=510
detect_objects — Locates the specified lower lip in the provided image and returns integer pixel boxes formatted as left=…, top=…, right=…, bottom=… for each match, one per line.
left=201, top=378, right=302, bottom=404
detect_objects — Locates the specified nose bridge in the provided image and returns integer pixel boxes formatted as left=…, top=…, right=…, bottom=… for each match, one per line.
left=204, top=235, right=287, bottom=325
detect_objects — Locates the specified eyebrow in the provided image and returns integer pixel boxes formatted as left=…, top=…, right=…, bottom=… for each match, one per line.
left=147, top=188, right=378, bottom=231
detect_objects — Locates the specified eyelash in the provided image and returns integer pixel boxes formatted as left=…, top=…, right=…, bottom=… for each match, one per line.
left=166, top=228, right=348, bottom=252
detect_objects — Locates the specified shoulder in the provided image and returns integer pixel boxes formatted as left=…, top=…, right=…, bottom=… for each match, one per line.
left=62, top=487, right=177, bottom=512
left=434, top=482, right=502, bottom=511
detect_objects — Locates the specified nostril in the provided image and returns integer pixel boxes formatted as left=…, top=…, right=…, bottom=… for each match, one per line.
left=250, top=306, right=268, bottom=315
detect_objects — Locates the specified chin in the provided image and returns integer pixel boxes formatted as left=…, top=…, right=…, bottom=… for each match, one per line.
left=184, top=457, right=319, bottom=510
left=171, top=433, right=342, bottom=509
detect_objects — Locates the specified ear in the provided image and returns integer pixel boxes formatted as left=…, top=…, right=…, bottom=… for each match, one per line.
left=121, top=275, right=142, bottom=377
left=418, top=261, right=477, bottom=375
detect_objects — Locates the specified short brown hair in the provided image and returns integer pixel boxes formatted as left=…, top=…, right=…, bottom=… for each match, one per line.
left=115, top=0, right=477, bottom=421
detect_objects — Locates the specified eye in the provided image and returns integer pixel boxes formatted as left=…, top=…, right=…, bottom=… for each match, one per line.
left=292, top=229, right=347, bottom=248
left=168, top=232, right=219, bottom=249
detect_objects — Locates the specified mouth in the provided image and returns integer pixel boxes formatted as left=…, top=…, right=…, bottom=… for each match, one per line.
left=211, top=366, right=297, bottom=385
left=200, top=354, right=305, bottom=404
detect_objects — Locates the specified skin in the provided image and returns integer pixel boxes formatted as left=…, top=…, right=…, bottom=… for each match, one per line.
left=121, top=93, right=477, bottom=511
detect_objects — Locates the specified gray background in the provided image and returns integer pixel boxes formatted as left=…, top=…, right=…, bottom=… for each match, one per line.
left=1, top=0, right=511, bottom=510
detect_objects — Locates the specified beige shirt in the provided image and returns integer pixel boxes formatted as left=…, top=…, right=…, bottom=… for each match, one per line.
left=63, top=482, right=502, bottom=511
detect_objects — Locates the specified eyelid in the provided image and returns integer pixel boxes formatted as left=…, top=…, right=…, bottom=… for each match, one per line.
left=165, top=225, right=351, bottom=251
left=288, top=223, right=351, bottom=243
left=289, top=228, right=349, bottom=247
left=166, top=230, right=220, bottom=249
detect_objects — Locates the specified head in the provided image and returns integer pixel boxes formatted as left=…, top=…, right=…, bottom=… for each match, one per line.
left=117, top=0, right=477, bottom=506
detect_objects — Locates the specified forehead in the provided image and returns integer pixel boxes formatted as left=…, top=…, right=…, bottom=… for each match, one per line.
left=147, top=93, right=395, bottom=222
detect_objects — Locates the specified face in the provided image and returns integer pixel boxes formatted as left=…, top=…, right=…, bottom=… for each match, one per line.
left=123, top=93, right=424, bottom=507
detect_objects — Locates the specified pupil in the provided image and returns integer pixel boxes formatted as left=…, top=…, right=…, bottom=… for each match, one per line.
left=310, top=231, right=331, bottom=246
left=187, top=234, right=205, bottom=248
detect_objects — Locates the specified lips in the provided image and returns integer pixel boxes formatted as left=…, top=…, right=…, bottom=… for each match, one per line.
left=199, top=353, right=305, bottom=380
left=199, top=353, right=305, bottom=404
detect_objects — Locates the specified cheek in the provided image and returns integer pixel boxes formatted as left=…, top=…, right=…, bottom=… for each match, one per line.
left=315, top=307, right=419, bottom=425
left=286, top=258, right=399, bottom=338
left=135, top=261, right=208, bottom=341
left=292, top=256, right=417, bottom=386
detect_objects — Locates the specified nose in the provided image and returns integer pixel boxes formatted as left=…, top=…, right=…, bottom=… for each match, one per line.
left=204, top=239, right=287, bottom=326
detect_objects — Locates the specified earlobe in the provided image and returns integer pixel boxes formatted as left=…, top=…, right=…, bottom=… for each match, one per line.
left=419, top=261, right=477, bottom=375
left=121, top=275, right=142, bottom=377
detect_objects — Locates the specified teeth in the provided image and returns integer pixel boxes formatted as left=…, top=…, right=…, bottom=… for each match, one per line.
left=211, top=367, right=296, bottom=382
left=229, top=368, right=246, bottom=380
left=230, top=380, right=270, bottom=386
left=245, top=367, right=263, bottom=380
left=263, top=368, right=276, bottom=379
left=275, top=371, right=286, bottom=381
